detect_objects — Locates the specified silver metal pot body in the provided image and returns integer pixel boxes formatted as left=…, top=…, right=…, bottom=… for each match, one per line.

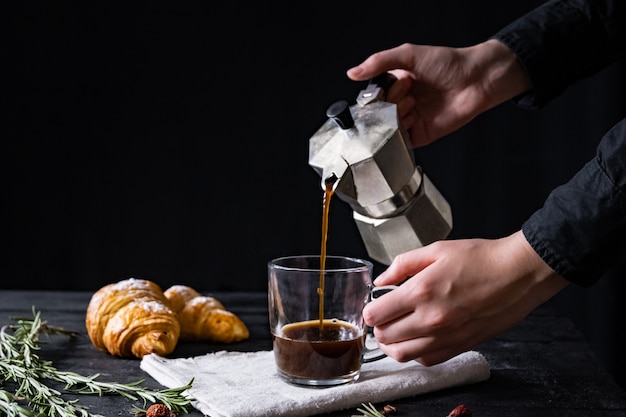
left=309, top=87, right=452, bottom=265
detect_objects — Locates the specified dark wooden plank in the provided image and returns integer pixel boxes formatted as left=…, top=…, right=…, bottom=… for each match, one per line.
left=1, top=290, right=625, bottom=417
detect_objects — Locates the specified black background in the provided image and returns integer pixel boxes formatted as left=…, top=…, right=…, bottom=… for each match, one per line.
left=6, top=1, right=625, bottom=388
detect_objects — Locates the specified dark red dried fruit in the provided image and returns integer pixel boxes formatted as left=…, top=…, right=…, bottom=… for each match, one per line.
left=381, top=404, right=397, bottom=415
left=447, top=404, right=472, bottom=417
left=146, top=403, right=176, bottom=417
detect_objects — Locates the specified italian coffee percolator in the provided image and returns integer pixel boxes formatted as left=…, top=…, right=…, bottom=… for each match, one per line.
left=308, top=74, right=453, bottom=265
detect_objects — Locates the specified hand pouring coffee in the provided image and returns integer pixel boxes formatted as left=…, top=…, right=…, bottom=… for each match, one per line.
left=308, top=74, right=453, bottom=265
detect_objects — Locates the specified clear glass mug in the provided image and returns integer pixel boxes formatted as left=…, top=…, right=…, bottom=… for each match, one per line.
left=268, top=255, right=393, bottom=387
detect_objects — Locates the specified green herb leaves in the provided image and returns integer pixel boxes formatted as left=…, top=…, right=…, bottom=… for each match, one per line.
left=0, top=308, right=194, bottom=417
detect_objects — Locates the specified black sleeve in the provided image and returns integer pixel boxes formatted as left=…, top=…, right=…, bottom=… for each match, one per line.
left=491, top=0, right=626, bottom=109
left=491, top=0, right=626, bottom=286
left=522, top=118, right=626, bottom=286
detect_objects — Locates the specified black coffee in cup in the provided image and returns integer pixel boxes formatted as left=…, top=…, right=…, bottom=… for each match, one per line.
left=268, top=255, right=386, bottom=386
left=272, top=319, right=365, bottom=380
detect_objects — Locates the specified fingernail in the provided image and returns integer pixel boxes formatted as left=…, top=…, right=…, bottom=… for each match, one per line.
left=347, top=66, right=363, bottom=77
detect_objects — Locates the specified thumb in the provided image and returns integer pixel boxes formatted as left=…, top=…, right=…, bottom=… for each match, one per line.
left=346, top=44, right=414, bottom=81
left=373, top=246, right=432, bottom=286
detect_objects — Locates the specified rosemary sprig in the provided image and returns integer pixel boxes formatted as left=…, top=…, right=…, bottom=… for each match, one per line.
left=353, top=403, right=385, bottom=417
left=352, top=402, right=397, bottom=417
left=0, top=308, right=194, bottom=417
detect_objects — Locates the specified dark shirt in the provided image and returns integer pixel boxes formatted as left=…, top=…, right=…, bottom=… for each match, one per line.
left=492, top=0, right=626, bottom=286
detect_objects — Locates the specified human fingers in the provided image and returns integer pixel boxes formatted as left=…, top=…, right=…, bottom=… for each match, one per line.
left=365, top=252, right=433, bottom=326
left=372, top=311, right=477, bottom=364
left=394, top=94, right=415, bottom=118
left=379, top=337, right=471, bottom=366
left=382, top=75, right=423, bottom=145
left=373, top=245, right=436, bottom=286
left=387, top=74, right=415, bottom=120
left=365, top=250, right=454, bottom=333
left=346, top=43, right=419, bottom=81
left=385, top=71, right=413, bottom=103
left=396, top=98, right=418, bottom=133
left=374, top=335, right=434, bottom=363
left=373, top=305, right=500, bottom=365
left=375, top=335, right=468, bottom=365
left=363, top=283, right=417, bottom=329
left=376, top=301, right=529, bottom=366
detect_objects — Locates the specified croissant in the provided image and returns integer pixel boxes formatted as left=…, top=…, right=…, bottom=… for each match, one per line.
left=85, top=278, right=180, bottom=358
left=164, top=285, right=249, bottom=343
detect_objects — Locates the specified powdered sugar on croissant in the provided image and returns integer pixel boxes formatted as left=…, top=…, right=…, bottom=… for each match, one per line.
left=164, top=285, right=249, bottom=343
left=162, top=285, right=224, bottom=313
left=86, top=278, right=180, bottom=358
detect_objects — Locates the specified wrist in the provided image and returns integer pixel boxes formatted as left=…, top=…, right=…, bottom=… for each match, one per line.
left=466, top=39, right=532, bottom=111
left=508, top=230, right=569, bottom=302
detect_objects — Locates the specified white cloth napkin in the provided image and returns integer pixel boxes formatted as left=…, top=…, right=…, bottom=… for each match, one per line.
left=140, top=349, right=490, bottom=417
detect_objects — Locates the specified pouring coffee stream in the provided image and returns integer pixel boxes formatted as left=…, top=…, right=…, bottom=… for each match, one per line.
left=317, top=173, right=337, bottom=330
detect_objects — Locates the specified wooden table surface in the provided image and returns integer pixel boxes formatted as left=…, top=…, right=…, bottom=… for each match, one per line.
left=1, top=290, right=625, bottom=417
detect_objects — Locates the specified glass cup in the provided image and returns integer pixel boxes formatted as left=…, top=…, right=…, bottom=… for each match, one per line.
left=268, top=255, right=388, bottom=386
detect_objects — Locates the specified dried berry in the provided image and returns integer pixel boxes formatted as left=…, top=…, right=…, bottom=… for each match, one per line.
left=447, top=404, right=472, bottom=417
left=146, top=403, right=176, bottom=417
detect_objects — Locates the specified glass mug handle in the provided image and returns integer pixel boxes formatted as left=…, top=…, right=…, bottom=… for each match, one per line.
left=362, top=285, right=400, bottom=363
